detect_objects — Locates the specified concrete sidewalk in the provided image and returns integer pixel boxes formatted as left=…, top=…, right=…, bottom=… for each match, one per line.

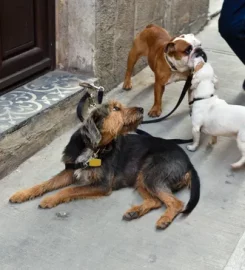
left=1, top=17, right=245, bottom=270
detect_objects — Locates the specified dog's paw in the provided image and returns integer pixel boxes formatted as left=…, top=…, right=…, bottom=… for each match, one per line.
left=231, top=158, right=245, bottom=170
left=231, top=163, right=243, bottom=170
left=208, top=136, right=217, bottom=147
left=123, top=80, right=132, bottom=91
left=148, top=106, right=162, bottom=118
left=39, top=196, right=58, bottom=209
left=156, top=217, right=172, bottom=230
left=9, top=190, right=32, bottom=203
left=186, top=144, right=197, bottom=152
left=122, top=211, right=140, bottom=221
left=207, top=142, right=214, bottom=148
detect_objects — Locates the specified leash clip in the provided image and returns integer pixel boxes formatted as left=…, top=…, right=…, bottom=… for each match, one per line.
left=79, top=82, right=104, bottom=105
left=77, top=81, right=105, bottom=122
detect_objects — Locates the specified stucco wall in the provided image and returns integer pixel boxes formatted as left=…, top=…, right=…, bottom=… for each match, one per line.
left=56, top=0, right=209, bottom=90
left=56, top=0, right=95, bottom=73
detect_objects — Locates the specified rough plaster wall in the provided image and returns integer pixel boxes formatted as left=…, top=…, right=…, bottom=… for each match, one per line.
left=189, top=0, right=210, bottom=33
left=67, top=0, right=95, bottom=73
left=134, top=0, right=166, bottom=32
left=56, top=0, right=96, bottom=74
left=56, top=0, right=69, bottom=69
left=94, top=0, right=118, bottom=91
left=94, top=0, right=137, bottom=91
left=169, top=0, right=209, bottom=35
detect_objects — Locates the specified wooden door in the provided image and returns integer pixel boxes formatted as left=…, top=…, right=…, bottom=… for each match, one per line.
left=0, top=0, right=55, bottom=92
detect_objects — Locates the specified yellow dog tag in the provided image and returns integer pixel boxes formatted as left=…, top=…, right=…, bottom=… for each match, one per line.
left=89, top=158, right=102, bottom=167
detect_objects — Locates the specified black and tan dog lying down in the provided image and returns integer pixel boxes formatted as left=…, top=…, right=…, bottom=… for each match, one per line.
left=9, top=101, right=200, bottom=230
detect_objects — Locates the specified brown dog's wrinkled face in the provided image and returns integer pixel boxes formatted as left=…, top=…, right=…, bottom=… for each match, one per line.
left=165, top=34, right=202, bottom=72
left=85, top=101, right=143, bottom=147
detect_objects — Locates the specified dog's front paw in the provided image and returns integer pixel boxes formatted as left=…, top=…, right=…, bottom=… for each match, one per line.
left=148, top=106, right=162, bottom=118
left=156, top=216, right=172, bottom=230
left=231, top=161, right=245, bottom=170
left=39, top=196, right=58, bottom=209
left=208, top=136, right=217, bottom=147
left=186, top=144, right=197, bottom=152
left=123, top=80, right=132, bottom=91
left=123, top=211, right=140, bottom=221
left=123, top=209, right=140, bottom=221
left=123, top=205, right=142, bottom=221
left=9, top=190, right=32, bottom=203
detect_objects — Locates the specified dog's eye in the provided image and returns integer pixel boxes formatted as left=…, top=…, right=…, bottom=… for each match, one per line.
left=185, top=46, right=192, bottom=55
left=113, top=106, right=120, bottom=111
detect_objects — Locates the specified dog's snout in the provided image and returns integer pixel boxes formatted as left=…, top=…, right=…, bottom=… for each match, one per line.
left=194, top=47, right=202, bottom=53
left=137, top=107, right=144, bottom=113
left=194, top=47, right=207, bottom=62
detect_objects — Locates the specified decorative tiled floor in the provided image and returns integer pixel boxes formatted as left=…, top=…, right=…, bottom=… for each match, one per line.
left=0, top=70, right=94, bottom=135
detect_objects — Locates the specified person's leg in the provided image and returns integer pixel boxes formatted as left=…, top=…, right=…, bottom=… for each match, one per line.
left=219, top=1, right=245, bottom=64
left=219, top=0, right=245, bottom=89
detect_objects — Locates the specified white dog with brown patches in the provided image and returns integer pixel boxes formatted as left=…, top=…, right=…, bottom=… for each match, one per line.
left=187, top=56, right=245, bottom=169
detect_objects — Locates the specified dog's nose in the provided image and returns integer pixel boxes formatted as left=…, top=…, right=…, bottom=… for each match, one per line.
left=195, top=47, right=202, bottom=53
left=137, top=107, right=144, bottom=113
left=194, top=47, right=207, bottom=62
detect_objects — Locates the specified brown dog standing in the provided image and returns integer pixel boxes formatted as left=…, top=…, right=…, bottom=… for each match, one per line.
left=123, top=24, right=202, bottom=117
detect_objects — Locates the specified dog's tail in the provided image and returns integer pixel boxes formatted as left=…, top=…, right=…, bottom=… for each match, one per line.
left=182, top=166, right=200, bottom=214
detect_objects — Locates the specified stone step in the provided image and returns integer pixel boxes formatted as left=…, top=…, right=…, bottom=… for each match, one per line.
left=0, top=70, right=96, bottom=180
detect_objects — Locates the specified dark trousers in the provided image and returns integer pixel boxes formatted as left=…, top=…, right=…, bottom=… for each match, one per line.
left=219, top=0, right=245, bottom=64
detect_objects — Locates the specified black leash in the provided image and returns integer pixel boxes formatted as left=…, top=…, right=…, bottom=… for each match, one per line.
left=76, top=92, right=91, bottom=122
left=77, top=82, right=104, bottom=122
left=76, top=49, right=209, bottom=146
left=134, top=128, right=193, bottom=144
left=135, top=75, right=193, bottom=143
left=141, top=75, right=192, bottom=125
left=76, top=78, right=193, bottom=144
left=135, top=48, right=208, bottom=138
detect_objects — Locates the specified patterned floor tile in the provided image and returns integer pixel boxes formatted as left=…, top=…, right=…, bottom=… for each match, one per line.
left=0, top=70, right=94, bottom=134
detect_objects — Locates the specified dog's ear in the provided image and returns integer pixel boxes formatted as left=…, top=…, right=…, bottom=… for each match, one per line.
left=165, top=42, right=176, bottom=54
left=80, top=112, right=102, bottom=148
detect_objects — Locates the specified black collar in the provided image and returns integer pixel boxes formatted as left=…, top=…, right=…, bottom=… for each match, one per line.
left=65, top=162, right=88, bottom=170
left=189, top=94, right=214, bottom=106
left=65, top=142, right=115, bottom=170
left=165, top=54, right=178, bottom=71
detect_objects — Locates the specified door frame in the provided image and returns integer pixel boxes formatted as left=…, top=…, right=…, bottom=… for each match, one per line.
left=0, top=0, right=56, bottom=93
